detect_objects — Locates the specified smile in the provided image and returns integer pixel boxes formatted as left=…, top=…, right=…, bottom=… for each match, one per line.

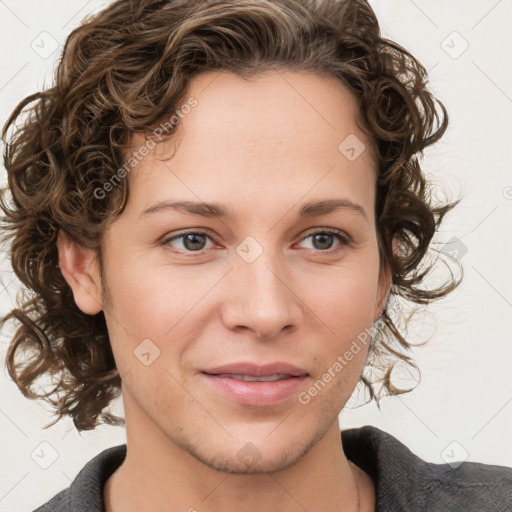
left=200, top=372, right=309, bottom=406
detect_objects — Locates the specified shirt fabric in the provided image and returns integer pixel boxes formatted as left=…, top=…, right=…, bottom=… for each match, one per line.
left=32, top=425, right=512, bottom=512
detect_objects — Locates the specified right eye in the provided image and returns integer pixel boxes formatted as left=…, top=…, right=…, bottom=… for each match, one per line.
left=161, top=230, right=217, bottom=254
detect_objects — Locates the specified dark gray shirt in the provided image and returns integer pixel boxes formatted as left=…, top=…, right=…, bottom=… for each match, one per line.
left=32, top=425, right=512, bottom=511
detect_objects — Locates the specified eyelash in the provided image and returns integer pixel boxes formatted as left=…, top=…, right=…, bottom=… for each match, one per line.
left=161, top=228, right=351, bottom=255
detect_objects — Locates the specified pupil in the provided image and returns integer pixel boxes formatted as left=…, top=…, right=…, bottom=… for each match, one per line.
left=184, top=234, right=205, bottom=251
left=314, top=234, right=332, bottom=250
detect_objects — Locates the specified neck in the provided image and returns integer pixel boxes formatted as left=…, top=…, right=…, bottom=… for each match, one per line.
left=104, top=395, right=375, bottom=512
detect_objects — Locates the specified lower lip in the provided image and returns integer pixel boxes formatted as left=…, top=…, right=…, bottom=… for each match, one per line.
left=201, top=373, right=308, bottom=406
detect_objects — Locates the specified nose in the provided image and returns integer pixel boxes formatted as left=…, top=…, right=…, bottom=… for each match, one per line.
left=221, top=247, right=303, bottom=339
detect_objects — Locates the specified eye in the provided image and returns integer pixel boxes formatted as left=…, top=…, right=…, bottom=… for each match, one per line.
left=297, top=229, right=350, bottom=252
left=162, top=230, right=215, bottom=253
left=161, top=228, right=351, bottom=255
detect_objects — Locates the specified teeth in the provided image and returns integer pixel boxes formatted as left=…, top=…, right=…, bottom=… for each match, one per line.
left=216, top=373, right=290, bottom=382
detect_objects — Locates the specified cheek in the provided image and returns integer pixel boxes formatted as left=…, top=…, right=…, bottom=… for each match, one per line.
left=304, top=265, right=379, bottom=378
left=309, top=265, right=380, bottom=330
left=104, top=259, right=194, bottom=334
left=102, top=259, right=223, bottom=381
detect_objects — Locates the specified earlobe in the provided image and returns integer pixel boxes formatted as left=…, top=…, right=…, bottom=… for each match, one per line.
left=57, top=229, right=103, bottom=315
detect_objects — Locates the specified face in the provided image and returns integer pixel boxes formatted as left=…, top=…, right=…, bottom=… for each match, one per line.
left=78, top=70, right=390, bottom=473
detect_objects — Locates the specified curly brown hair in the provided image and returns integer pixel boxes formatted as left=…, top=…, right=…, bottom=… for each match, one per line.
left=1, top=0, right=461, bottom=432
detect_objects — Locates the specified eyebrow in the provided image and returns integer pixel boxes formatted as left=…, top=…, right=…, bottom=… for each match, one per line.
left=140, top=198, right=367, bottom=221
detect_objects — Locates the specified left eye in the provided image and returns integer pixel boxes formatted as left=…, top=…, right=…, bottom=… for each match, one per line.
left=162, top=229, right=349, bottom=253
left=298, top=230, right=348, bottom=252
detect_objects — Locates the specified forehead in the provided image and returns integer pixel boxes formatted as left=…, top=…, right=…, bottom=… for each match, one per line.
left=125, top=70, right=377, bottom=216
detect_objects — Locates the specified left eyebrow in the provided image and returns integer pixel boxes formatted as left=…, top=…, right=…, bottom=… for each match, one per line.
left=139, top=198, right=367, bottom=221
left=298, top=199, right=367, bottom=220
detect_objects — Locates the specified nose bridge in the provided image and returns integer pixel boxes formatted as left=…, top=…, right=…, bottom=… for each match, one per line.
left=239, top=240, right=289, bottom=307
left=223, top=237, right=301, bottom=338
left=245, top=250, right=286, bottom=302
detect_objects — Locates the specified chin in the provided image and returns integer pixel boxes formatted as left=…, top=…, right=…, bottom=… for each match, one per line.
left=183, top=420, right=332, bottom=475
left=191, top=440, right=311, bottom=474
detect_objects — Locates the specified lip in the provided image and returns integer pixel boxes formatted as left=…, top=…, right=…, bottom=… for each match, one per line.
left=200, top=361, right=309, bottom=407
left=201, top=361, right=308, bottom=377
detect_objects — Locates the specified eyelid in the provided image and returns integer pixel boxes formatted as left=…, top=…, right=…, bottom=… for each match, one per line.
left=300, top=227, right=352, bottom=244
left=161, top=228, right=216, bottom=250
left=161, top=226, right=352, bottom=254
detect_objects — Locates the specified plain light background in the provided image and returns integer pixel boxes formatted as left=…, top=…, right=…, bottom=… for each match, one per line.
left=0, top=1, right=511, bottom=510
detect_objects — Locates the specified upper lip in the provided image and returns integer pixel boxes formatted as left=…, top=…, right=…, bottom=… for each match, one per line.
left=201, top=362, right=308, bottom=377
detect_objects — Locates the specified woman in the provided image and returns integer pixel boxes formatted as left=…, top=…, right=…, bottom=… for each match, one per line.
left=2, top=0, right=511, bottom=511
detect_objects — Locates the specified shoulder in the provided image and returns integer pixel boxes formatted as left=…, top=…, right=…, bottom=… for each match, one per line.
left=31, top=444, right=127, bottom=512
left=341, top=425, right=512, bottom=512
left=421, top=457, right=512, bottom=511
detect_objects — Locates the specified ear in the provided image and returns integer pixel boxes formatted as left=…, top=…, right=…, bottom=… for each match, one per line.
left=57, top=229, right=103, bottom=315
left=372, top=235, right=400, bottom=321
left=373, top=260, right=392, bottom=323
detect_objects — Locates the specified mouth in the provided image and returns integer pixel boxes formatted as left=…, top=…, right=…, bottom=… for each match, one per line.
left=199, top=362, right=309, bottom=406
left=204, top=373, right=299, bottom=382
left=200, top=361, right=308, bottom=378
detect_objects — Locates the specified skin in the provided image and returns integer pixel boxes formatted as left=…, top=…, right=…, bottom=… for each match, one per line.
left=58, top=69, right=390, bottom=512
